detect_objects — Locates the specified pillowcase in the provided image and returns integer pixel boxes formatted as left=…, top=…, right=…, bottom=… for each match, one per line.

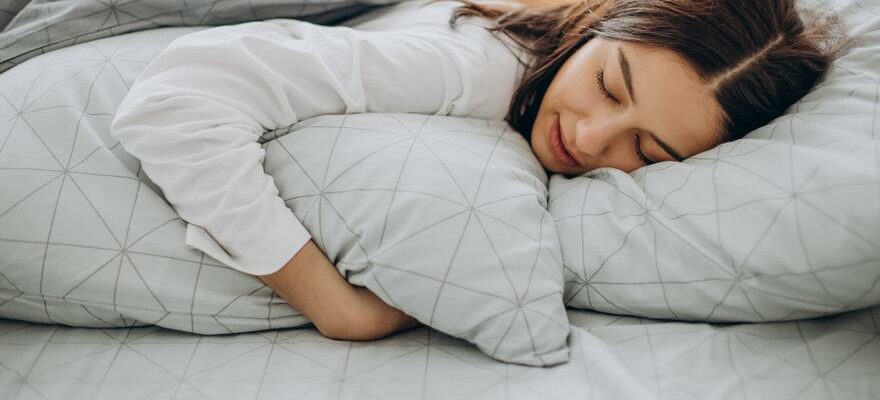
left=0, top=28, right=309, bottom=334
left=0, top=0, right=399, bottom=73
left=0, top=27, right=570, bottom=366
left=553, top=0, right=880, bottom=322
left=264, top=114, right=570, bottom=366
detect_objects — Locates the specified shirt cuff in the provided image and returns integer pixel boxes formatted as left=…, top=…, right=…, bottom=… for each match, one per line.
left=184, top=217, right=311, bottom=276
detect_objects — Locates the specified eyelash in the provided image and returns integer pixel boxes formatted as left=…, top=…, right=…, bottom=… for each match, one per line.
left=633, top=134, right=654, bottom=165
left=597, top=67, right=653, bottom=165
left=595, top=68, right=620, bottom=105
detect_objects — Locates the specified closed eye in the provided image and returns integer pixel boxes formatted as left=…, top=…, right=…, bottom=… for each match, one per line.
left=596, top=68, right=620, bottom=105
left=634, top=134, right=656, bottom=165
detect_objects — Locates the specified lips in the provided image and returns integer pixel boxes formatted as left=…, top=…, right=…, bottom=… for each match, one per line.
left=549, top=115, right=581, bottom=168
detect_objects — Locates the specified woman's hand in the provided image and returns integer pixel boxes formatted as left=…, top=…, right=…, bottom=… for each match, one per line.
left=258, top=240, right=421, bottom=341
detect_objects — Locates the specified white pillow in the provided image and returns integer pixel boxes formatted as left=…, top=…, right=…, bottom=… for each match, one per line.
left=265, top=114, right=570, bottom=366
left=552, top=0, right=880, bottom=322
left=0, top=28, right=315, bottom=334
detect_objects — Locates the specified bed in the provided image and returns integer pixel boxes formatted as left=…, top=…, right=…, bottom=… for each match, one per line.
left=3, top=308, right=878, bottom=399
left=1, top=0, right=878, bottom=398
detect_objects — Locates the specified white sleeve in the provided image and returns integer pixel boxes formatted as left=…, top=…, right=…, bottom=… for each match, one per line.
left=110, top=4, right=522, bottom=275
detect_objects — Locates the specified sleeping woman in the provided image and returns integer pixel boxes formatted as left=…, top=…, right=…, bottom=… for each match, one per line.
left=111, top=0, right=840, bottom=341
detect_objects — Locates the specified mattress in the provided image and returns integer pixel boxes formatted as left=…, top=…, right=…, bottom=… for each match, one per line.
left=2, top=307, right=878, bottom=399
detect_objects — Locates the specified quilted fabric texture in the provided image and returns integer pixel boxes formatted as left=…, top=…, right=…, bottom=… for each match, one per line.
left=553, top=0, right=880, bottom=322
left=0, top=0, right=400, bottom=73
left=0, top=27, right=570, bottom=366
left=264, top=114, right=570, bottom=366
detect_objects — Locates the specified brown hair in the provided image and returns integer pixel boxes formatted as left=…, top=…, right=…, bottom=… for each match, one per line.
left=444, top=0, right=843, bottom=142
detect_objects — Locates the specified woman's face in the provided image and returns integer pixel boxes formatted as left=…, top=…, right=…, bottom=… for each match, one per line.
left=532, top=38, right=724, bottom=175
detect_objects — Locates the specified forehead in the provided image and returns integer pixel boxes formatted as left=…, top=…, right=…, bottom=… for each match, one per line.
left=600, top=39, right=725, bottom=150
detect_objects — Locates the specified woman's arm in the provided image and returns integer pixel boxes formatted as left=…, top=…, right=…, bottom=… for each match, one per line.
left=112, top=15, right=508, bottom=275
left=111, top=3, right=520, bottom=337
left=259, top=240, right=420, bottom=340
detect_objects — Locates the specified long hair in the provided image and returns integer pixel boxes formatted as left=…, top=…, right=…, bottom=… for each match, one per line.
left=445, top=0, right=843, bottom=141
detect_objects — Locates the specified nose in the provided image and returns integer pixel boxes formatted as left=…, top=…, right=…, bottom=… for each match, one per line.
left=571, top=117, right=624, bottom=159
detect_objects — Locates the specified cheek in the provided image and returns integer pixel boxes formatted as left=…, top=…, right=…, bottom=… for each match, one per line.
left=528, top=109, right=556, bottom=170
left=547, top=75, right=599, bottom=118
left=543, top=76, right=569, bottom=110
left=550, top=51, right=601, bottom=108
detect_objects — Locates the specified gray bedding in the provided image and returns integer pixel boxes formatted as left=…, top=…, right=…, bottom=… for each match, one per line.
left=0, top=0, right=878, bottom=397
left=0, top=0, right=400, bottom=73
left=2, top=307, right=878, bottom=399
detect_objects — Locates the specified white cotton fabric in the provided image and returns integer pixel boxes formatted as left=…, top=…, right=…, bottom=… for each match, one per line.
left=111, top=0, right=524, bottom=275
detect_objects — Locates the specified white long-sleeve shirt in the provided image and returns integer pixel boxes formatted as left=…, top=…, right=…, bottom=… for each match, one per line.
left=111, top=0, right=526, bottom=275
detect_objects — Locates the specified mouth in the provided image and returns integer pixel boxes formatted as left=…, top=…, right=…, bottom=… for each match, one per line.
left=549, top=114, right=581, bottom=168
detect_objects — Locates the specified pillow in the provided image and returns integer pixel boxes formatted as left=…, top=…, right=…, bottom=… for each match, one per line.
left=553, top=0, right=880, bottom=322
left=0, top=28, right=308, bottom=334
left=0, top=28, right=570, bottom=366
left=0, top=0, right=399, bottom=73
left=264, top=114, right=570, bottom=366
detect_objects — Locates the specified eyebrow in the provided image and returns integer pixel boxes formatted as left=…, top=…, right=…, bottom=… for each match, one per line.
left=618, top=47, right=686, bottom=162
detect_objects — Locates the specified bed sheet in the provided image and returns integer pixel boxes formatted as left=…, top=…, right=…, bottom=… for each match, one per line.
left=2, top=307, right=878, bottom=400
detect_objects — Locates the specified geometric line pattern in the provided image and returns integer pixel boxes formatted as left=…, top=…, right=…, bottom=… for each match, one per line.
left=0, top=28, right=312, bottom=336
left=265, top=112, right=569, bottom=366
left=0, top=23, right=569, bottom=365
left=1, top=306, right=878, bottom=400
left=0, top=0, right=877, bottom=392
left=0, top=0, right=402, bottom=73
